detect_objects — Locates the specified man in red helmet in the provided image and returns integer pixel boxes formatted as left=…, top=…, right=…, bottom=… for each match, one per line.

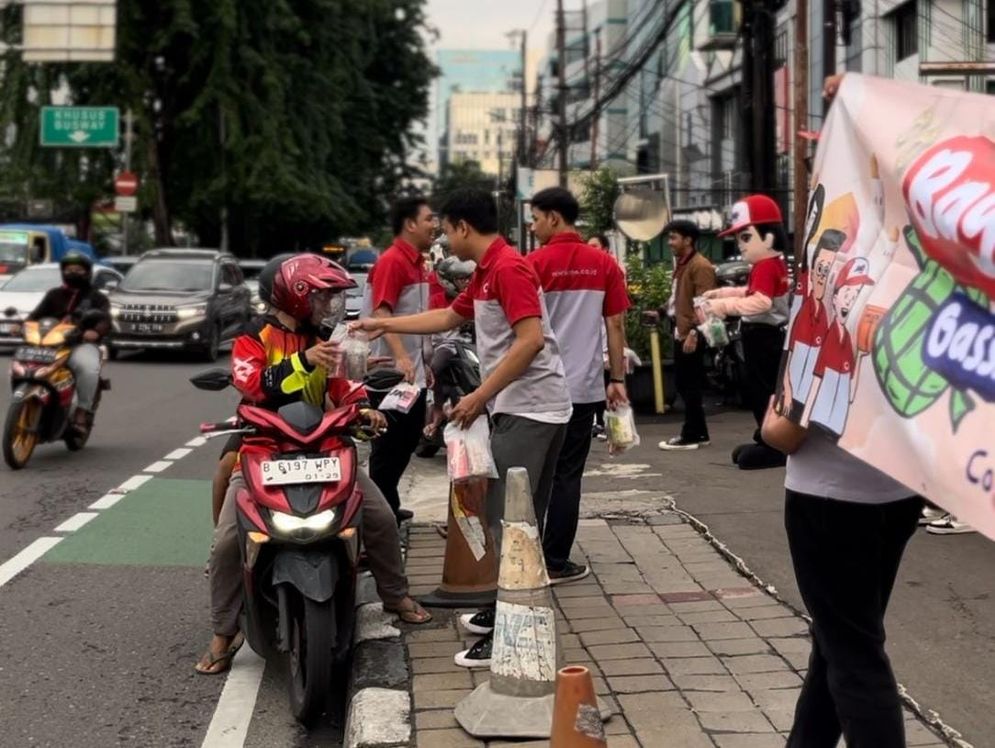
left=196, top=254, right=430, bottom=676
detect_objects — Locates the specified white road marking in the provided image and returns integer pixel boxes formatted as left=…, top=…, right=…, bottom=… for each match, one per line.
left=143, top=461, right=172, bottom=474
left=186, top=436, right=208, bottom=447
left=0, top=537, right=63, bottom=587
left=88, top=493, right=125, bottom=510
left=116, top=474, right=153, bottom=493
left=200, top=647, right=266, bottom=748
left=165, top=447, right=193, bottom=460
left=54, top=512, right=99, bottom=533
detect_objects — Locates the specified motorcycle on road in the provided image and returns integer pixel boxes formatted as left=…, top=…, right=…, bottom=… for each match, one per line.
left=3, top=313, right=109, bottom=469
left=192, top=368, right=388, bottom=724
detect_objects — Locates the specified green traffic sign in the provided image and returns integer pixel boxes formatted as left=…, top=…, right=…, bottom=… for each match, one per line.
left=40, top=106, right=120, bottom=148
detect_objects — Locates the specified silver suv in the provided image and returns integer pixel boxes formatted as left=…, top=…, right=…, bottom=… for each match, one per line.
left=107, top=249, right=251, bottom=361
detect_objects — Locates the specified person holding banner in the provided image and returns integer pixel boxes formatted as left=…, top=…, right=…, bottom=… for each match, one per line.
left=765, top=74, right=925, bottom=748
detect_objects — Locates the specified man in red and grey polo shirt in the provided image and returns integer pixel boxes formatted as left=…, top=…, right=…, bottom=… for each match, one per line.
left=528, top=187, right=630, bottom=584
left=360, top=196, right=435, bottom=523
left=354, top=188, right=571, bottom=668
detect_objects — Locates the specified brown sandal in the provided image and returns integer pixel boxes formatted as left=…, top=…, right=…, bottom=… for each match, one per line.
left=384, top=598, right=433, bottom=625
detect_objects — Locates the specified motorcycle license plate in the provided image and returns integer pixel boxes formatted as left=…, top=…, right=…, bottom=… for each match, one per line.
left=261, top=457, right=341, bottom=486
left=131, top=323, right=164, bottom=333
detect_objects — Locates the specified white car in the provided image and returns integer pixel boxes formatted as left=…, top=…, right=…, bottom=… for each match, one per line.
left=0, top=263, right=123, bottom=347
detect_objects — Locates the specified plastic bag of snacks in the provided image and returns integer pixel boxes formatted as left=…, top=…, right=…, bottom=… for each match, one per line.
left=693, top=297, right=730, bottom=348
left=444, top=416, right=498, bottom=483
left=604, top=404, right=640, bottom=455
left=341, top=330, right=370, bottom=381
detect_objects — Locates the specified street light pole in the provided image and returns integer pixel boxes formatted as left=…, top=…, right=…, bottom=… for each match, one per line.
left=556, top=0, right=568, bottom=187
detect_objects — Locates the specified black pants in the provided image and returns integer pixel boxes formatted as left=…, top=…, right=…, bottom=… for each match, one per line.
left=742, top=323, right=786, bottom=428
left=369, top=389, right=427, bottom=517
left=543, top=402, right=599, bottom=572
left=784, top=490, right=923, bottom=748
left=674, top=336, right=708, bottom=441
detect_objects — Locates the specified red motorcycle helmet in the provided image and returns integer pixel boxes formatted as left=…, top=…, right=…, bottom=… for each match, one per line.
left=262, top=253, right=356, bottom=322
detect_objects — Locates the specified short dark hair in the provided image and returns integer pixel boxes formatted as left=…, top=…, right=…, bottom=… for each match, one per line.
left=439, top=188, right=498, bottom=235
left=589, top=233, right=610, bottom=249
left=531, top=187, right=580, bottom=224
left=665, top=220, right=700, bottom=244
left=390, top=195, right=430, bottom=236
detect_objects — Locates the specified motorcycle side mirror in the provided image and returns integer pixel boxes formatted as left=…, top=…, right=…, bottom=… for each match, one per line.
left=190, top=368, right=232, bottom=391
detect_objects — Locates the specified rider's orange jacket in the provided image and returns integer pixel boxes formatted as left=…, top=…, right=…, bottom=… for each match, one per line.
left=231, top=315, right=368, bottom=411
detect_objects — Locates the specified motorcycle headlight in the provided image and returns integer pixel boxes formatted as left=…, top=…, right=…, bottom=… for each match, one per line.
left=177, top=303, right=208, bottom=320
left=270, top=508, right=338, bottom=537
left=109, top=304, right=122, bottom=319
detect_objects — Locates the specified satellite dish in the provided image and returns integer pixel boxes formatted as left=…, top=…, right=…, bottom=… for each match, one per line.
left=613, top=189, right=670, bottom=241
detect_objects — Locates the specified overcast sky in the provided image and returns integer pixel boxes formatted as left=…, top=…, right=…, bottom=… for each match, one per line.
left=423, top=0, right=555, bottom=53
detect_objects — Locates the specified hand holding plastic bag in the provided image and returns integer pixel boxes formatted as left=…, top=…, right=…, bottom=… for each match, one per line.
left=444, top=416, right=498, bottom=483
left=605, top=404, right=640, bottom=455
left=693, top=296, right=729, bottom=348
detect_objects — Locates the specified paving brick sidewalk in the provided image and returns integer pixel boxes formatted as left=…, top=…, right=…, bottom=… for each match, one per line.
left=396, top=514, right=950, bottom=748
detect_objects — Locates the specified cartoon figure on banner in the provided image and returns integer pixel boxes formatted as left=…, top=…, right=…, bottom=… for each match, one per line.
left=780, top=228, right=841, bottom=418
left=800, top=257, right=876, bottom=438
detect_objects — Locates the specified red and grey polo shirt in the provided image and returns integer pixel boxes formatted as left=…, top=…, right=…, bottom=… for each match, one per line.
left=528, top=232, right=631, bottom=404
left=451, top=238, right=570, bottom=416
left=361, top=239, right=430, bottom=386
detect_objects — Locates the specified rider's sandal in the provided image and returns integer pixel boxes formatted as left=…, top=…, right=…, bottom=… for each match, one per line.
left=194, top=632, right=245, bottom=675
left=384, top=599, right=433, bottom=625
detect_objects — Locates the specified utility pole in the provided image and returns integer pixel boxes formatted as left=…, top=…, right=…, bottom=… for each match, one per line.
left=590, top=30, right=601, bottom=170
left=121, top=108, right=134, bottom=256
left=794, top=0, right=810, bottom=261
left=823, top=0, right=837, bottom=88
left=741, top=0, right=777, bottom=193
left=518, top=30, right=528, bottom=165
left=556, top=0, right=569, bottom=187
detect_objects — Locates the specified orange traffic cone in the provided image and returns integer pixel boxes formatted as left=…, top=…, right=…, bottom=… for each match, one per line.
left=454, top=468, right=611, bottom=739
left=551, top=666, right=607, bottom=748
left=419, top=479, right=499, bottom=608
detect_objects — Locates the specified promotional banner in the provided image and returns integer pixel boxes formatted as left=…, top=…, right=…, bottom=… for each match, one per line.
left=779, top=73, right=995, bottom=540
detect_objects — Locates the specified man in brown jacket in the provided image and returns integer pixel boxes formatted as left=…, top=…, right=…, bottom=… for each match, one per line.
left=659, top=220, right=717, bottom=450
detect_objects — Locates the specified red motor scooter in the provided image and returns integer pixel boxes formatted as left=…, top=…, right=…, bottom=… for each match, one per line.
left=193, top=370, right=374, bottom=724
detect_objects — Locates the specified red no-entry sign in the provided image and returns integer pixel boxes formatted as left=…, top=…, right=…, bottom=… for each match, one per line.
left=115, top=171, right=139, bottom=197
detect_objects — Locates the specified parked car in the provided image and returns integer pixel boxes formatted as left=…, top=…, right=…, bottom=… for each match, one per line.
left=238, top=258, right=266, bottom=279
left=345, top=271, right=367, bottom=320
left=104, top=255, right=140, bottom=275
left=0, top=263, right=123, bottom=348
left=107, top=249, right=252, bottom=361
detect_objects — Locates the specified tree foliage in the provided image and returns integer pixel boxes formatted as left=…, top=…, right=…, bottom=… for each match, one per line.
left=430, top=160, right=494, bottom=204
left=0, top=0, right=436, bottom=255
left=579, top=167, right=621, bottom=236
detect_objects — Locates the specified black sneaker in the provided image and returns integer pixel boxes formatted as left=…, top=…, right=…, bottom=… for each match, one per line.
left=459, top=608, right=495, bottom=635
left=396, top=508, right=414, bottom=524
left=658, top=436, right=710, bottom=451
left=548, top=560, right=590, bottom=586
left=454, top=632, right=492, bottom=668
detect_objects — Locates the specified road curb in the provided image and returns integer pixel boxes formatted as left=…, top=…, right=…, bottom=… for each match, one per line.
left=343, top=574, right=413, bottom=748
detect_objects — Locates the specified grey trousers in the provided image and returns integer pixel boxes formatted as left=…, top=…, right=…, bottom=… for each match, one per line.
left=209, top=468, right=408, bottom=637
left=68, top=343, right=101, bottom=411
left=487, top=414, right=567, bottom=556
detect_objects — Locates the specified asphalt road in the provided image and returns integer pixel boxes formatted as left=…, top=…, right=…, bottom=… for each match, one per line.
left=1, top=354, right=991, bottom=746
left=575, top=401, right=995, bottom=747
left=0, top=351, right=345, bottom=747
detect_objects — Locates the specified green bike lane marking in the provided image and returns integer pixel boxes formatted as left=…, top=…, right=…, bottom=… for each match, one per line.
left=40, top=478, right=213, bottom=567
